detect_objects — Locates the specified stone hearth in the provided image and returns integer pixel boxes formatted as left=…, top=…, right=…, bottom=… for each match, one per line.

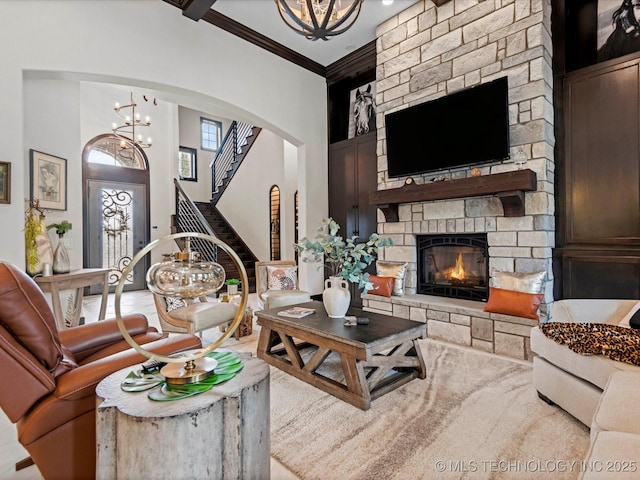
left=368, top=1, right=555, bottom=360
left=362, top=293, right=536, bottom=361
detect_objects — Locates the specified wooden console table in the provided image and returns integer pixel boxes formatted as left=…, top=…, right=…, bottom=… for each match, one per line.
left=35, top=268, right=110, bottom=329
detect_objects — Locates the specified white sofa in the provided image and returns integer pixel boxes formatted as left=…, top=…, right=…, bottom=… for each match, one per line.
left=530, top=299, right=640, bottom=478
left=530, top=299, right=640, bottom=425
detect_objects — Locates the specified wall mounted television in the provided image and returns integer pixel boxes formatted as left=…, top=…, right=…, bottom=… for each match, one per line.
left=385, top=76, right=510, bottom=178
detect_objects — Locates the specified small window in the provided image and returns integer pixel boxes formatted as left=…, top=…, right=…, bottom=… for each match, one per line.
left=178, top=146, right=197, bottom=182
left=201, top=117, right=222, bottom=152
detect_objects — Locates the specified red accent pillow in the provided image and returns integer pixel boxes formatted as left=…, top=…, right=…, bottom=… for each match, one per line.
left=367, top=275, right=395, bottom=297
left=484, top=287, right=543, bottom=320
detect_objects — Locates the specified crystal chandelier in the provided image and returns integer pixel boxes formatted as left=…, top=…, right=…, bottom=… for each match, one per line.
left=111, top=92, right=154, bottom=159
left=275, top=0, right=364, bottom=41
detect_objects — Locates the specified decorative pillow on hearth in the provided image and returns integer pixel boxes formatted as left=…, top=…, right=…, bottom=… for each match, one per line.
left=376, top=261, right=408, bottom=296
left=267, top=265, right=298, bottom=291
left=484, top=287, right=544, bottom=320
left=365, top=275, right=395, bottom=298
left=490, top=269, right=546, bottom=294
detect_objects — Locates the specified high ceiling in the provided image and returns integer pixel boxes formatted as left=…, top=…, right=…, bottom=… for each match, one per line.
left=170, top=0, right=420, bottom=68
left=213, top=1, right=418, bottom=66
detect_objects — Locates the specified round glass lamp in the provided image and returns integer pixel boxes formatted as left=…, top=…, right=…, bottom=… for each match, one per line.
left=115, top=232, right=249, bottom=385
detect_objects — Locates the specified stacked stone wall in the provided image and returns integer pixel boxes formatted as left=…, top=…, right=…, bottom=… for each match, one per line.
left=374, top=0, right=555, bottom=306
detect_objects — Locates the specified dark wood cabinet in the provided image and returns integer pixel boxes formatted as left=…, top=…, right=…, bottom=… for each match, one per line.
left=555, top=51, right=640, bottom=298
left=329, top=132, right=377, bottom=307
left=326, top=42, right=377, bottom=307
left=329, top=132, right=377, bottom=239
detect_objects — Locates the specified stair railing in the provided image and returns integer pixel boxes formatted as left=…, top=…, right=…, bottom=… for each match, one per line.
left=210, top=120, right=255, bottom=199
left=173, top=178, right=218, bottom=262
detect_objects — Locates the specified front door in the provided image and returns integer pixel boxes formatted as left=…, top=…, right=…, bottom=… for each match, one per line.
left=82, top=134, right=151, bottom=294
left=86, top=180, right=148, bottom=292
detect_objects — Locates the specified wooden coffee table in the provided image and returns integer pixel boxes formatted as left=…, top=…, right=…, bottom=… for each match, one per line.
left=256, top=301, right=427, bottom=410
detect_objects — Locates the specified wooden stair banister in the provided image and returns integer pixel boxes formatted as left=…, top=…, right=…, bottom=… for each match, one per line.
left=370, top=169, right=537, bottom=221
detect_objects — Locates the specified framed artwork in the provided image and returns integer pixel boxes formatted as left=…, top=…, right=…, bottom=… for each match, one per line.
left=0, top=161, right=10, bottom=204
left=30, top=150, right=67, bottom=210
left=178, top=146, right=197, bottom=182
left=597, top=0, right=640, bottom=62
left=347, top=81, right=376, bottom=139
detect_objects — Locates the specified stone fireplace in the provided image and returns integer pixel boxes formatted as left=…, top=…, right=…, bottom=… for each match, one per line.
left=417, top=233, right=488, bottom=301
left=361, top=0, right=555, bottom=362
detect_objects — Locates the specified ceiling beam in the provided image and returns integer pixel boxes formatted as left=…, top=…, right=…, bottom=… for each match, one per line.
left=201, top=10, right=326, bottom=77
left=163, top=0, right=326, bottom=76
left=182, top=0, right=217, bottom=21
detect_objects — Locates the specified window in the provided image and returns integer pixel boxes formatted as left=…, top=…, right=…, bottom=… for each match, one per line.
left=201, top=117, right=222, bottom=152
left=270, top=185, right=281, bottom=261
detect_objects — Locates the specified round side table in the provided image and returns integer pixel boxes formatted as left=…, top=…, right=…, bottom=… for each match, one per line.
left=96, top=354, right=270, bottom=480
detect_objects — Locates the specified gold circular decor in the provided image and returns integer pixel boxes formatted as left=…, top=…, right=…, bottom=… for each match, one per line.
left=114, top=232, right=249, bottom=384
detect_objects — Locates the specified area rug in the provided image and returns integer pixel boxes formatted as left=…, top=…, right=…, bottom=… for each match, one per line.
left=269, top=339, right=590, bottom=480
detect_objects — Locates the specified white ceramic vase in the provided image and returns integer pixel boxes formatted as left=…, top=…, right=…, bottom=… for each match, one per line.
left=323, top=276, right=351, bottom=318
left=227, top=284, right=238, bottom=295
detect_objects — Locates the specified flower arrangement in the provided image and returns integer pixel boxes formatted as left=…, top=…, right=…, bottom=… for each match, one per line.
left=295, top=218, right=393, bottom=290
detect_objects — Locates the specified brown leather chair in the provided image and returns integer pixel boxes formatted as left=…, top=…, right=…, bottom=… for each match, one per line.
left=0, top=262, right=202, bottom=480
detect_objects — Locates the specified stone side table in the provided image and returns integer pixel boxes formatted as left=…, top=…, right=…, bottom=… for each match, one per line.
left=96, top=355, right=270, bottom=480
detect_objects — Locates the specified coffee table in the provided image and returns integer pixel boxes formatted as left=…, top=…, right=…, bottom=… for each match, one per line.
left=256, top=301, right=427, bottom=410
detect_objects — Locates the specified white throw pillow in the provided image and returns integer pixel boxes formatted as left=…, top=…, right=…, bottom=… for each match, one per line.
left=267, top=265, right=298, bottom=291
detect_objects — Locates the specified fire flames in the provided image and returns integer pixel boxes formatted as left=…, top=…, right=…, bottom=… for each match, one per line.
left=444, top=252, right=466, bottom=281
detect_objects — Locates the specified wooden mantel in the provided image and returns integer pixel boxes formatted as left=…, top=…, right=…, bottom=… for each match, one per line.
left=369, top=169, right=537, bottom=222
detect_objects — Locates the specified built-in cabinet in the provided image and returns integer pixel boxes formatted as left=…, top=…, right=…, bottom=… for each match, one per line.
left=553, top=0, right=640, bottom=298
left=327, top=42, right=377, bottom=307
left=329, top=132, right=377, bottom=240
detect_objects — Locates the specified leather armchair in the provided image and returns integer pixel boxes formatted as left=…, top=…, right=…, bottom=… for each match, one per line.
left=0, top=262, right=202, bottom=480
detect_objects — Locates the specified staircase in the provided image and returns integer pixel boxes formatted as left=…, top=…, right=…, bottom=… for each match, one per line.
left=210, top=121, right=262, bottom=205
left=172, top=120, right=261, bottom=293
left=194, top=202, right=257, bottom=293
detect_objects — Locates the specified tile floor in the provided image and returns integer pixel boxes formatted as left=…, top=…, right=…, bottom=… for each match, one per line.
left=0, top=290, right=298, bottom=480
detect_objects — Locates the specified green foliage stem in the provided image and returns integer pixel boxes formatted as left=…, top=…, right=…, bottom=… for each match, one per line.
left=295, top=218, right=393, bottom=291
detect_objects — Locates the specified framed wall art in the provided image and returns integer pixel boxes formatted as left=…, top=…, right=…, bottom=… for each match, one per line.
left=597, top=0, right=640, bottom=62
left=178, top=146, right=197, bottom=182
left=30, top=150, right=67, bottom=210
left=0, top=161, right=10, bottom=204
left=347, top=81, right=376, bottom=139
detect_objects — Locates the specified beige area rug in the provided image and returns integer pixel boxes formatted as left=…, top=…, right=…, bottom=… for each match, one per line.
left=269, top=340, right=590, bottom=480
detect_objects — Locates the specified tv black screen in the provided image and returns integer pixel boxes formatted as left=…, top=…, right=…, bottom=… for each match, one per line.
left=385, top=76, right=510, bottom=178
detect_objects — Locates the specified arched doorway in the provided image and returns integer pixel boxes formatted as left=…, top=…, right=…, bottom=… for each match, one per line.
left=82, top=134, right=151, bottom=292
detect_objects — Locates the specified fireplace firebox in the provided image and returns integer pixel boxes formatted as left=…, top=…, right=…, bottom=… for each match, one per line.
left=417, top=234, right=488, bottom=301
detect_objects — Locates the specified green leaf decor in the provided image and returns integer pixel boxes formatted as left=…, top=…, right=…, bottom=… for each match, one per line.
left=120, top=350, right=244, bottom=401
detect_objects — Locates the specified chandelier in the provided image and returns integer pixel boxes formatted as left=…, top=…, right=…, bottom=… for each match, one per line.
left=275, top=0, right=364, bottom=41
left=111, top=92, right=155, bottom=159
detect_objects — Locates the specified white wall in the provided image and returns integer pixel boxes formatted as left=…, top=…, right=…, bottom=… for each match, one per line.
left=0, top=0, right=328, bottom=293
left=217, top=130, right=293, bottom=261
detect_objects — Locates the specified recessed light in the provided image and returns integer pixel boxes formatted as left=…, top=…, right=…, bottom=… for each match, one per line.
left=382, top=0, right=394, bottom=5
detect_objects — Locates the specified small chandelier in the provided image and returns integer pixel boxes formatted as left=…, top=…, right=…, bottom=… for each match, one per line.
left=111, top=92, right=154, bottom=159
left=275, top=0, right=364, bottom=41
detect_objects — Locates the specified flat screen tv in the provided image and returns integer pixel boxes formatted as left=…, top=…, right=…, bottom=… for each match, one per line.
left=385, top=76, right=510, bottom=178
